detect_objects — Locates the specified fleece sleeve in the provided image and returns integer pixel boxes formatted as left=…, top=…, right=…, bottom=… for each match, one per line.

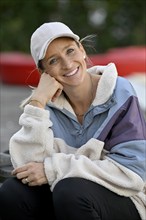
left=9, top=105, right=54, bottom=167
left=44, top=150, right=144, bottom=197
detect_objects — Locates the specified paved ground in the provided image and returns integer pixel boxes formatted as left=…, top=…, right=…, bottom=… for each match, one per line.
left=0, top=82, right=30, bottom=182
left=0, top=82, right=30, bottom=153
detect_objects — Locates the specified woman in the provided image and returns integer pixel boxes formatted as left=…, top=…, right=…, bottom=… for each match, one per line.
left=0, top=21, right=145, bottom=220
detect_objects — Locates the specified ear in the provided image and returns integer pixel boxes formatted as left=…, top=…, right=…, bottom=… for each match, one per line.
left=78, top=42, right=86, bottom=58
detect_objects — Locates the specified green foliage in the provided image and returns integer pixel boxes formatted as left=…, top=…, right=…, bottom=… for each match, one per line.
left=0, top=0, right=145, bottom=54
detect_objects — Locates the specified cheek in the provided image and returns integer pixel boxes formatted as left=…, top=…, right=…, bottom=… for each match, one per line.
left=80, top=56, right=87, bottom=68
left=75, top=51, right=86, bottom=64
left=46, top=66, right=60, bottom=77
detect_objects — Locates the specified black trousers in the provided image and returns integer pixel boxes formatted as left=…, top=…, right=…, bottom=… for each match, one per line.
left=0, top=177, right=141, bottom=220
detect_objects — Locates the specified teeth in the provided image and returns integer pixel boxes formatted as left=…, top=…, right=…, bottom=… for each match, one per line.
left=65, top=68, right=78, bottom=77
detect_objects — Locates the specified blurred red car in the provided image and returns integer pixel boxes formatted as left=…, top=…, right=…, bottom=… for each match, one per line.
left=89, top=46, right=146, bottom=77
left=0, top=52, right=40, bottom=86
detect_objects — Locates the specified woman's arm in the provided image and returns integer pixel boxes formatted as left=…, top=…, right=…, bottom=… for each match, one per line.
left=9, top=104, right=54, bottom=167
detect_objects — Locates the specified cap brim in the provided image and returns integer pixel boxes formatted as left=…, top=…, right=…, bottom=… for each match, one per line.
left=39, top=33, right=80, bottom=61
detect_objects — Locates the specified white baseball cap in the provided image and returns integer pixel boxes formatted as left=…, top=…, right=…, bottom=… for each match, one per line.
left=30, top=22, right=80, bottom=66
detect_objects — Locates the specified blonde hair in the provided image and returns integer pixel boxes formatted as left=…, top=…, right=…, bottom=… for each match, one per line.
left=20, top=86, right=36, bottom=109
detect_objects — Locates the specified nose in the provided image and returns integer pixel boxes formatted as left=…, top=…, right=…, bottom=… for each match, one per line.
left=61, top=57, right=72, bottom=69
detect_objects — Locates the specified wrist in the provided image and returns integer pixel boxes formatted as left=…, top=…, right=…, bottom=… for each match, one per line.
left=29, top=99, right=46, bottom=108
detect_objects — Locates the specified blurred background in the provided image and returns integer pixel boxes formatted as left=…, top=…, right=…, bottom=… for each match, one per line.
left=0, top=0, right=145, bottom=53
left=0, top=0, right=146, bottom=156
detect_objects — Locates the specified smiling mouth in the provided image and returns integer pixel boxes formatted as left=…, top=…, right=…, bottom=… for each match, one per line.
left=64, top=67, right=79, bottom=77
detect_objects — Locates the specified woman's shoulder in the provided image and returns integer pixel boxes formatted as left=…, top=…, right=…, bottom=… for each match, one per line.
left=116, top=76, right=137, bottom=95
left=113, top=76, right=138, bottom=106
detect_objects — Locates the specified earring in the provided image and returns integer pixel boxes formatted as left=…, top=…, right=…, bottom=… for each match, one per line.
left=83, top=55, right=86, bottom=59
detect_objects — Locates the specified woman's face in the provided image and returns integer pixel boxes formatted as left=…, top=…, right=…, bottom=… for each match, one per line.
left=42, top=37, right=87, bottom=87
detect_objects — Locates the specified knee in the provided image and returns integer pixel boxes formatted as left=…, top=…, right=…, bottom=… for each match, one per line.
left=53, top=178, right=76, bottom=206
left=53, top=178, right=86, bottom=207
left=52, top=178, right=100, bottom=220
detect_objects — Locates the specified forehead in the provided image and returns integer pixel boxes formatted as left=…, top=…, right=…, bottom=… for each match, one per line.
left=46, top=37, right=76, bottom=53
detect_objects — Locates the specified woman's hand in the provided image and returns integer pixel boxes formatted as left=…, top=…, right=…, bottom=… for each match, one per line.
left=31, top=72, right=63, bottom=107
left=12, top=162, right=48, bottom=186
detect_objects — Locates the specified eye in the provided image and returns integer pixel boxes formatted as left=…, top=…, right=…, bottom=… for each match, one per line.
left=49, top=57, right=57, bottom=65
left=66, top=48, right=74, bottom=54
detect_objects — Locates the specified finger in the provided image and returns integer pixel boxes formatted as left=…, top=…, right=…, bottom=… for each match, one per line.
left=16, top=171, right=29, bottom=180
left=22, top=177, right=30, bottom=184
left=28, top=180, right=43, bottom=186
left=51, top=88, right=63, bottom=102
left=12, top=165, right=28, bottom=175
left=28, top=176, right=48, bottom=186
left=28, top=181, right=38, bottom=186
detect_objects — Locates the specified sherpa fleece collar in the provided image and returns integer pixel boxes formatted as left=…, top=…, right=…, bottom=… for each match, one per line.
left=47, top=63, right=118, bottom=111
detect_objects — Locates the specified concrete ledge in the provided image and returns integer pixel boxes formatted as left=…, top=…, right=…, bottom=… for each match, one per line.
left=0, top=165, right=13, bottom=178
left=0, top=152, right=11, bottom=166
